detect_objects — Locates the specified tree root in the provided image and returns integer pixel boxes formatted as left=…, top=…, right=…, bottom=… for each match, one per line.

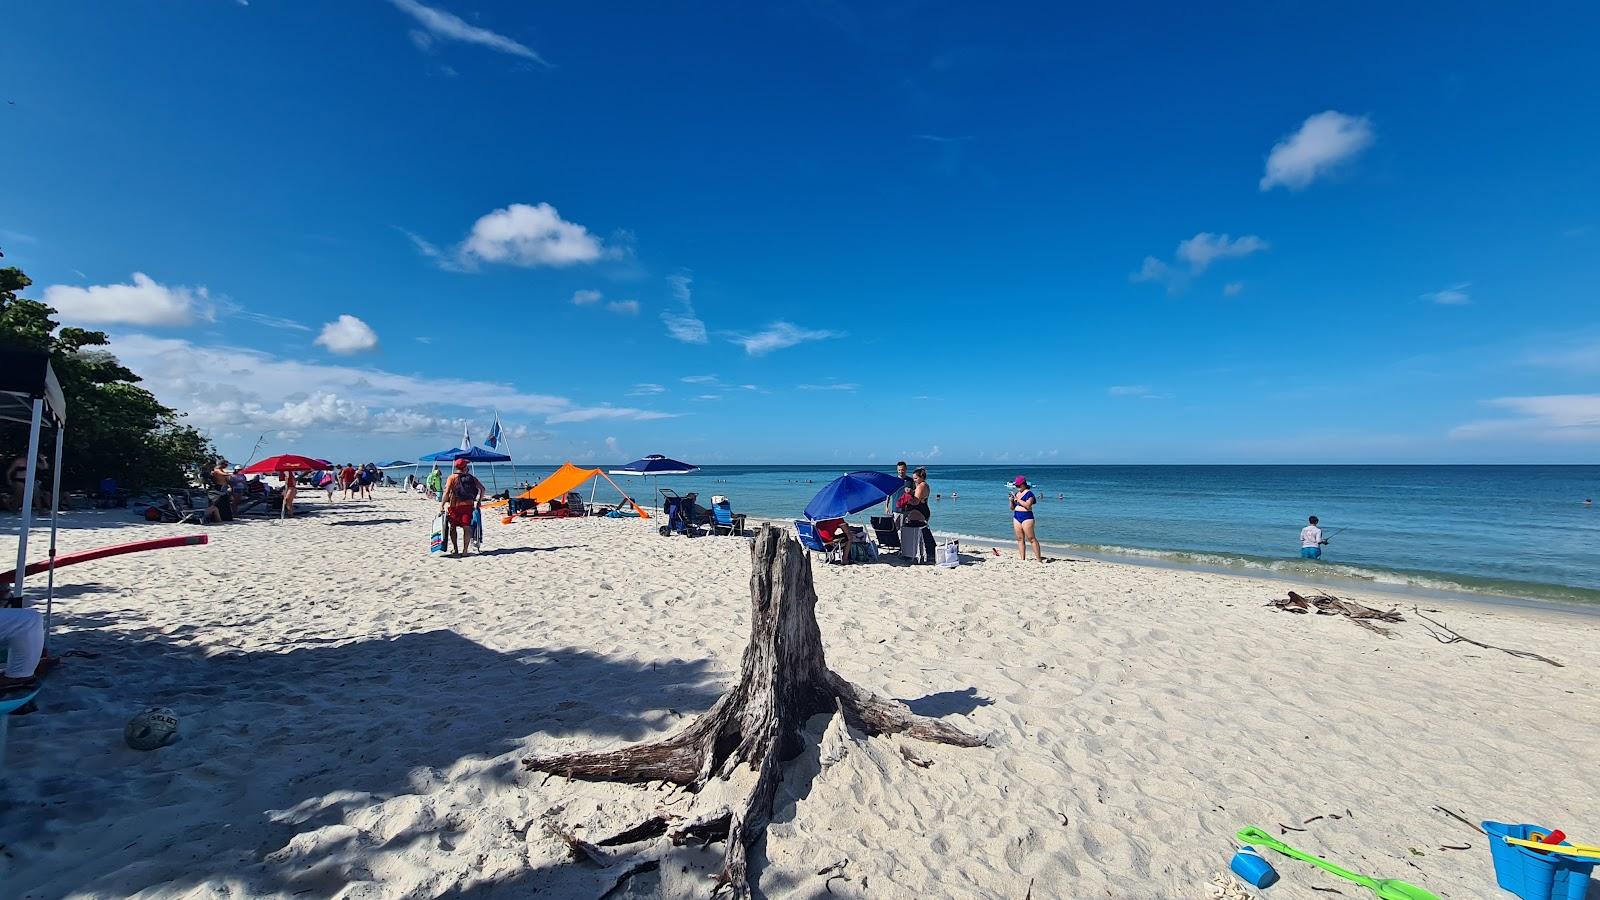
left=523, top=525, right=985, bottom=898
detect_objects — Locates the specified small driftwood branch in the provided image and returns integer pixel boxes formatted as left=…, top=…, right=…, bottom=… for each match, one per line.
left=1413, top=608, right=1563, bottom=668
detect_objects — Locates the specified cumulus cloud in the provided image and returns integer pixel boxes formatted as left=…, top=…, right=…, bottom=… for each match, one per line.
left=386, top=0, right=547, bottom=64
left=107, top=334, right=672, bottom=435
left=661, top=273, right=707, bottom=344
left=1177, top=233, right=1269, bottom=273
left=1450, top=394, right=1600, bottom=442
left=606, top=299, right=640, bottom=315
left=1133, top=233, right=1267, bottom=293
left=572, top=289, right=602, bottom=305
left=1422, top=283, right=1471, bottom=305
left=43, top=273, right=213, bottom=326
left=1260, top=111, right=1375, bottom=191
left=459, top=203, right=604, bottom=267
left=731, top=321, right=839, bottom=356
left=314, top=315, right=380, bottom=355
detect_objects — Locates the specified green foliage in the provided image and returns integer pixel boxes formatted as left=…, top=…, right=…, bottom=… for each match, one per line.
left=0, top=264, right=214, bottom=491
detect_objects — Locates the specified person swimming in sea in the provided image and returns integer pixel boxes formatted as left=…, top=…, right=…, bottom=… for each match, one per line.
left=1299, top=515, right=1329, bottom=559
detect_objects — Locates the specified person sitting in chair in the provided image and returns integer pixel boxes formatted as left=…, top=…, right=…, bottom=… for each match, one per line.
left=0, top=594, right=43, bottom=690
left=816, top=517, right=854, bottom=565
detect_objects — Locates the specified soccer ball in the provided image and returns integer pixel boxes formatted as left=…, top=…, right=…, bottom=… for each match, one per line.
left=124, top=707, right=179, bottom=751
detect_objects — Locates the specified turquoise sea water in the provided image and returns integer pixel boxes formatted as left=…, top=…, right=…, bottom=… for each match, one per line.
left=464, top=464, right=1600, bottom=607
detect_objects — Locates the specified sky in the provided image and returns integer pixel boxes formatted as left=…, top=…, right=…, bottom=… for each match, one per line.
left=2, top=1, right=1597, bottom=465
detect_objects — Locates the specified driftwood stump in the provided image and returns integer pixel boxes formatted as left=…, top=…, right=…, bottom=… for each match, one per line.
left=524, top=524, right=984, bottom=897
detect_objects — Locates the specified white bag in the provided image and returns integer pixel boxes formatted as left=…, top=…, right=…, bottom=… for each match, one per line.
left=937, top=539, right=961, bottom=568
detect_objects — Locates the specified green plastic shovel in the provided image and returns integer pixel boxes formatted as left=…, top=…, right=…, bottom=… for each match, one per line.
left=1235, top=827, right=1440, bottom=900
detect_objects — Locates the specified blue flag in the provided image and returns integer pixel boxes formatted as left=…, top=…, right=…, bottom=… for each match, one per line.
left=485, top=418, right=502, bottom=448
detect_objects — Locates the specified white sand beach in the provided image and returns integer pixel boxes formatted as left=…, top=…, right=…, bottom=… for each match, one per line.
left=2, top=494, right=1597, bottom=899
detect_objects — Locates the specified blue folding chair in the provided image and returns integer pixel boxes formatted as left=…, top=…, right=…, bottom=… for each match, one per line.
left=710, top=500, right=746, bottom=536
left=793, top=520, right=842, bottom=563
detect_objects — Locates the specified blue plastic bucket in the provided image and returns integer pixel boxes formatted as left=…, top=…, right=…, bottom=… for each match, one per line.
left=1483, top=822, right=1595, bottom=900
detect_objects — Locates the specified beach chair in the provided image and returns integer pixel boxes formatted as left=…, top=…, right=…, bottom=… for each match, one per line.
left=794, top=520, right=842, bottom=563
left=658, top=490, right=699, bottom=537
left=709, top=499, right=746, bottom=536
left=158, top=494, right=208, bottom=525
left=870, top=516, right=900, bottom=549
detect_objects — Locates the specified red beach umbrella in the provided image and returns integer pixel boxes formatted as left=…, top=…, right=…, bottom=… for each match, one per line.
left=238, top=454, right=329, bottom=475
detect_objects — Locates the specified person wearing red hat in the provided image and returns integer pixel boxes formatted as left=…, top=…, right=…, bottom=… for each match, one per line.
left=439, top=458, right=484, bottom=556
left=1010, top=476, right=1041, bottom=562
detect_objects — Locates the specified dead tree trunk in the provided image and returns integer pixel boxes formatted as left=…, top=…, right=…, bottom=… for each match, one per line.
left=524, top=524, right=984, bottom=897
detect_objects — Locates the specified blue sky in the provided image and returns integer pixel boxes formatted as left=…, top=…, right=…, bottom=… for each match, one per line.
left=2, top=2, right=1597, bottom=465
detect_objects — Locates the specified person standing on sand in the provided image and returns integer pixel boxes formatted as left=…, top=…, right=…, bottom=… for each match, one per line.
left=279, top=471, right=298, bottom=518
left=426, top=464, right=443, bottom=498
left=1300, top=515, right=1328, bottom=559
left=440, top=458, right=484, bottom=556
left=886, top=460, right=912, bottom=518
left=904, top=467, right=936, bottom=563
left=1010, top=476, right=1042, bottom=562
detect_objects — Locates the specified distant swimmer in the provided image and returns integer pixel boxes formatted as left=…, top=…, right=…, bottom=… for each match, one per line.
left=1300, top=515, right=1329, bottom=560
left=1587, top=498, right=1594, bottom=507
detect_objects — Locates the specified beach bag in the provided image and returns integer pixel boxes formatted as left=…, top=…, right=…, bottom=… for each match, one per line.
left=429, top=513, right=446, bottom=554
left=937, top=539, right=960, bottom=568
left=850, top=541, right=876, bottom=563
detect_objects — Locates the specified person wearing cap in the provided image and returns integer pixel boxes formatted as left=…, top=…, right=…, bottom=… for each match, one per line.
left=1010, top=476, right=1042, bottom=562
left=439, top=458, right=484, bottom=556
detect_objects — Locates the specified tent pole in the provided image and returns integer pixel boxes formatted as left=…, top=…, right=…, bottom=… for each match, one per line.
left=43, top=423, right=64, bottom=651
left=11, top=399, right=43, bottom=601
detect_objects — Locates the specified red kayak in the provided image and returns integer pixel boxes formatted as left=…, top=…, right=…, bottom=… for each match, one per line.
left=3, top=534, right=208, bottom=583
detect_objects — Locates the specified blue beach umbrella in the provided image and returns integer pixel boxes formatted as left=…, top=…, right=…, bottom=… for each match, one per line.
left=608, top=454, right=699, bottom=476
left=377, top=459, right=412, bottom=468
left=804, top=471, right=905, bottom=521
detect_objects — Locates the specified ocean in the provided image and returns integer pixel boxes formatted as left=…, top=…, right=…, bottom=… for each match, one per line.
left=458, top=464, right=1600, bottom=607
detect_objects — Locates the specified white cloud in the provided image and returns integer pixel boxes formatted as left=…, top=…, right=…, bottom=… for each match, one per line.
left=732, top=321, right=839, bottom=356
left=798, top=383, right=859, bottom=392
left=314, top=315, right=380, bottom=355
left=1451, top=395, right=1600, bottom=442
left=661, top=273, right=707, bottom=344
left=1108, top=385, right=1171, bottom=400
left=107, top=334, right=674, bottom=437
left=1134, top=234, right=1267, bottom=292
left=572, top=289, right=602, bottom=305
left=1422, top=283, right=1471, bottom=305
left=1223, top=282, right=1244, bottom=297
left=1260, top=111, right=1375, bottom=191
left=681, top=374, right=719, bottom=384
left=604, top=436, right=621, bottom=456
left=694, top=394, right=721, bottom=401
left=1176, top=233, right=1269, bottom=273
left=628, top=383, right=666, bottom=395
left=386, top=0, right=547, bottom=64
left=1529, top=337, right=1600, bottom=374
left=43, top=273, right=213, bottom=327
left=545, top=405, right=677, bottom=424
left=606, top=299, right=640, bottom=316
left=459, top=203, right=605, bottom=268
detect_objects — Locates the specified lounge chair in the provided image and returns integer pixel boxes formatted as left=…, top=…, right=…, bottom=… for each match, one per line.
left=709, top=498, right=746, bottom=536
left=870, top=516, right=900, bottom=549
left=793, top=520, right=843, bottom=563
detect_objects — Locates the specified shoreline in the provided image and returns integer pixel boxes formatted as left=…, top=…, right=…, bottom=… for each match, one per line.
left=733, top=506, right=1600, bottom=618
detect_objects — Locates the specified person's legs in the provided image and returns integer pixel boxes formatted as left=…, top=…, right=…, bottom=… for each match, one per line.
left=921, top=525, right=936, bottom=564
left=1014, top=518, right=1026, bottom=559
left=1023, top=519, right=1042, bottom=562
left=0, top=608, right=44, bottom=683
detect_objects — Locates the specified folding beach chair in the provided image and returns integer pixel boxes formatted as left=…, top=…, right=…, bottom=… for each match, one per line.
left=870, top=516, right=901, bottom=549
left=657, top=489, right=699, bottom=537
left=161, top=494, right=208, bottom=525
left=709, top=498, right=746, bottom=536
left=793, top=520, right=843, bottom=563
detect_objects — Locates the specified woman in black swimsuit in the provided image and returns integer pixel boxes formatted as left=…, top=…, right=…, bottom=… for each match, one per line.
left=905, top=468, right=936, bottom=563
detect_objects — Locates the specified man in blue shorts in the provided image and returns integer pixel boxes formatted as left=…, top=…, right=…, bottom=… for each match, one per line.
left=1299, top=515, right=1328, bottom=559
